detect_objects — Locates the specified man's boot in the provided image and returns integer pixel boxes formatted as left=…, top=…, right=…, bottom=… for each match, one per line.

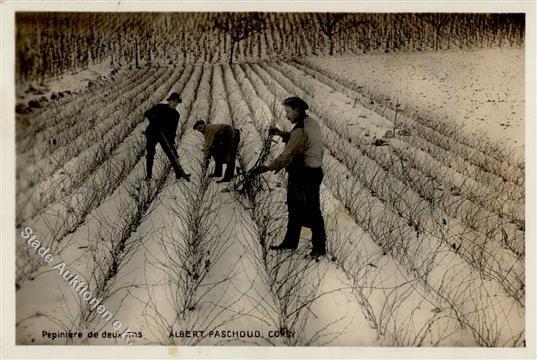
left=309, top=248, right=326, bottom=258
left=269, top=243, right=297, bottom=251
left=216, top=177, right=233, bottom=183
left=211, top=161, right=223, bottom=178
left=176, top=171, right=191, bottom=182
left=272, top=203, right=301, bottom=251
left=218, top=163, right=234, bottom=183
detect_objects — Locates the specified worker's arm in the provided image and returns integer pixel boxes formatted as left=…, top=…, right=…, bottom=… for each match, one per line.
left=269, top=126, right=291, bottom=143
left=280, top=131, right=291, bottom=143
left=267, top=129, right=306, bottom=172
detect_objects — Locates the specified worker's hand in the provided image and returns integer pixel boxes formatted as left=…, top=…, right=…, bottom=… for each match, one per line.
left=268, top=127, right=281, bottom=137
left=254, top=165, right=270, bottom=174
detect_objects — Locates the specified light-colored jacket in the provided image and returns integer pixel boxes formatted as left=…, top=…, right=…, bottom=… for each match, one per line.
left=268, top=116, right=323, bottom=172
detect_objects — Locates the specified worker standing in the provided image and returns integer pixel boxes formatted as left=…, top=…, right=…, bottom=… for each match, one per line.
left=256, top=96, right=326, bottom=258
left=144, top=92, right=190, bottom=182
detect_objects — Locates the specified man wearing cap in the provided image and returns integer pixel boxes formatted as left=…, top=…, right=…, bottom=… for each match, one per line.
left=256, top=96, right=326, bottom=258
left=193, top=120, right=240, bottom=183
left=144, top=92, right=190, bottom=182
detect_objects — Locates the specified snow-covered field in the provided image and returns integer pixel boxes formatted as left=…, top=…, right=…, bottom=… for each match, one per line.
left=308, top=48, right=525, bottom=150
left=15, top=52, right=525, bottom=347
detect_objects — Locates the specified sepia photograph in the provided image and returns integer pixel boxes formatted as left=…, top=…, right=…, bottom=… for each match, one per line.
left=1, top=1, right=535, bottom=359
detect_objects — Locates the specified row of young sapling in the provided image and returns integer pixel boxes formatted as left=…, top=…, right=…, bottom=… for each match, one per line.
left=269, top=61, right=524, bottom=303
left=294, top=59, right=525, bottom=195
left=270, top=64, right=438, bottom=344
left=19, top=65, right=270, bottom=345
left=16, top=68, right=177, bottom=225
left=249, top=62, right=523, bottom=346
left=15, top=66, right=192, bottom=290
left=215, top=65, right=296, bottom=345
left=239, top=65, right=393, bottom=344
left=320, top=134, right=524, bottom=346
left=292, top=62, right=523, bottom=345
left=15, top=70, right=199, bottom=344
left=82, top=64, right=196, bottom=342
left=288, top=62, right=526, bottom=301
left=19, top=64, right=239, bottom=342
left=239, top=62, right=468, bottom=346
left=216, top=63, right=343, bottom=346
left=79, top=65, right=249, bottom=345
left=280, top=64, right=520, bottom=346
left=322, top=183, right=471, bottom=346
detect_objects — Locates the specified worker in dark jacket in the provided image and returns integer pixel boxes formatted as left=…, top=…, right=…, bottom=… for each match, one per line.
left=144, top=92, right=190, bottom=182
left=193, top=120, right=240, bottom=183
left=256, top=96, right=326, bottom=258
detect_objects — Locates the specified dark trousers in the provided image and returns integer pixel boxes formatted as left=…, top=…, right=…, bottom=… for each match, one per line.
left=282, top=167, right=326, bottom=253
left=146, top=132, right=187, bottom=179
left=213, top=130, right=240, bottom=179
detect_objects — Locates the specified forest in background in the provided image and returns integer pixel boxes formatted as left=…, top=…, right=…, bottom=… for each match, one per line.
left=16, top=12, right=525, bottom=82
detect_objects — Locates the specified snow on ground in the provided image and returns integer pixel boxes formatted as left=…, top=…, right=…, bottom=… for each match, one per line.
left=308, top=48, right=525, bottom=150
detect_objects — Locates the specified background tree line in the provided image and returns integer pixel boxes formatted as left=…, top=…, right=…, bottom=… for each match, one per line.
left=16, top=12, right=525, bottom=82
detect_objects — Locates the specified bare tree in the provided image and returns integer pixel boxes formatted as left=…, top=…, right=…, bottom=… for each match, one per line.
left=316, top=13, right=369, bottom=55
left=422, top=14, right=452, bottom=51
left=213, top=13, right=266, bottom=64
